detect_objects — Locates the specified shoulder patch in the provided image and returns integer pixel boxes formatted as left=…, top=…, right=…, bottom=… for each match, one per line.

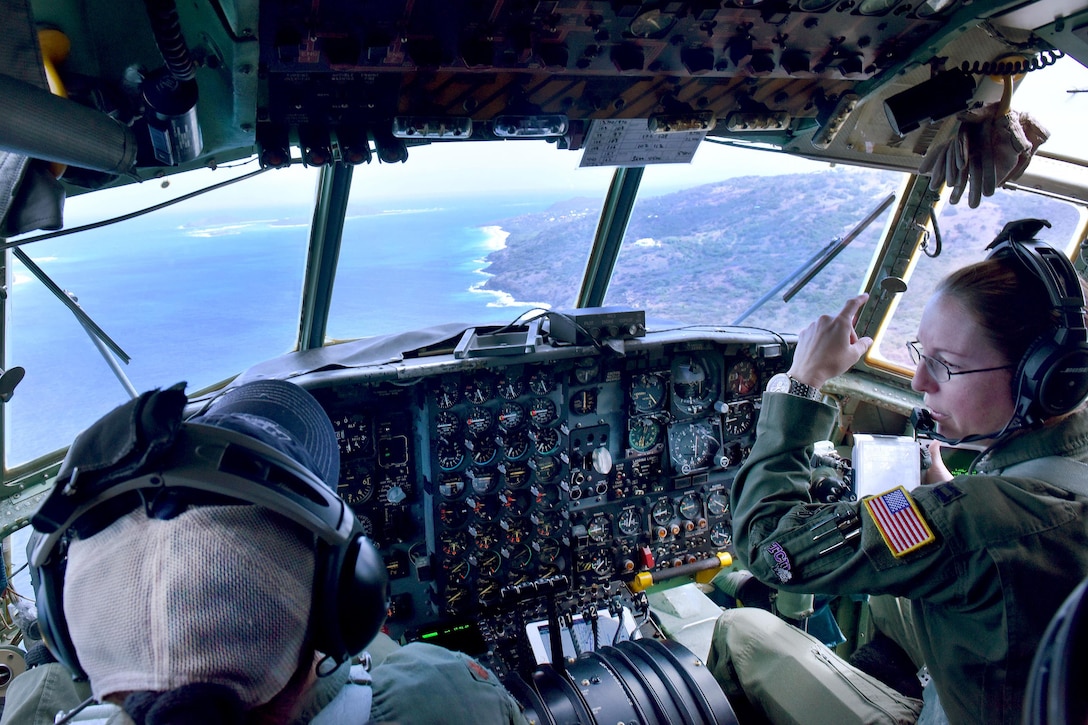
left=863, top=486, right=935, bottom=558
left=931, top=481, right=964, bottom=505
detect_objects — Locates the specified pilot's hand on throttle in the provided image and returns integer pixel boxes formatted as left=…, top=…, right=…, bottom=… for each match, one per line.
left=789, top=294, right=873, bottom=390
left=923, top=440, right=954, bottom=485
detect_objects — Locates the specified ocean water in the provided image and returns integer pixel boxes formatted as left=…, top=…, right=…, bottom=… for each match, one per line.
left=6, top=197, right=557, bottom=464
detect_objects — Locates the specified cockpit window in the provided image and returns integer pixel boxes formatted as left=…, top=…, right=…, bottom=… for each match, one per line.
left=605, top=145, right=905, bottom=333
left=6, top=165, right=318, bottom=466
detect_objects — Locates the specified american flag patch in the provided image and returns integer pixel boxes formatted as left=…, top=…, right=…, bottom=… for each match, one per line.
left=864, top=486, right=935, bottom=557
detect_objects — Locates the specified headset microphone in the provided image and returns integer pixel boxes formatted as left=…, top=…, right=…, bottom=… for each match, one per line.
left=910, top=407, right=1008, bottom=446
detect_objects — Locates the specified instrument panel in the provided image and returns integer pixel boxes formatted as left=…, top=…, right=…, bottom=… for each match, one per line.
left=304, top=328, right=788, bottom=677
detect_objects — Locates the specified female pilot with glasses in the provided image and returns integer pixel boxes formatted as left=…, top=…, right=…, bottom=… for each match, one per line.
left=707, top=221, right=1088, bottom=725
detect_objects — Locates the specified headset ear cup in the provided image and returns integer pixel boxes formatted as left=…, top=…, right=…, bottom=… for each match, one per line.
left=32, top=556, right=86, bottom=680
left=310, top=533, right=389, bottom=662
left=1028, top=343, right=1088, bottom=419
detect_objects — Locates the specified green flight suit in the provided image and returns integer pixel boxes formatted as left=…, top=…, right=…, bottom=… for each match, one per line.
left=722, top=392, right=1088, bottom=725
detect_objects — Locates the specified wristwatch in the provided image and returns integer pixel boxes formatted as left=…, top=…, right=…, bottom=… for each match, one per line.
left=766, top=373, right=823, bottom=401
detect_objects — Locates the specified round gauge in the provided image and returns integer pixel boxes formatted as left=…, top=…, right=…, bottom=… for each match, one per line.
left=679, top=492, right=702, bottom=521
left=500, top=489, right=531, bottom=513
left=707, top=491, right=730, bottom=517
left=501, top=432, right=530, bottom=461
left=570, top=389, right=597, bottom=416
left=435, top=379, right=460, bottom=409
left=631, top=372, right=667, bottom=412
left=438, top=472, right=467, bottom=499
left=579, top=553, right=613, bottom=579
left=531, top=426, right=561, bottom=456
left=501, top=515, right=529, bottom=545
left=628, top=416, right=662, bottom=452
left=445, top=556, right=471, bottom=582
left=465, top=406, right=495, bottom=436
left=672, top=356, right=718, bottom=415
left=533, top=513, right=558, bottom=537
left=475, top=550, right=502, bottom=576
left=471, top=523, right=497, bottom=550
left=725, top=401, right=756, bottom=436
left=467, top=438, right=497, bottom=466
left=469, top=467, right=498, bottom=494
left=332, top=413, right=372, bottom=456
left=439, top=500, right=470, bottom=527
left=440, top=530, right=468, bottom=557
left=435, top=410, right=460, bottom=438
left=529, top=369, right=556, bottom=395
left=710, top=521, right=733, bottom=548
left=497, top=402, right=525, bottom=432
left=727, top=360, right=759, bottom=397
left=530, top=482, right=559, bottom=507
left=668, top=420, right=721, bottom=475
left=628, top=8, right=676, bottom=38
left=444, top=585, right=469, bottom=614
left=477, top=578, right=502, bottom=603
left=496, top=373, right=525, bottom=400
left=436, top=439, right=465, bottom=472
left=587, top=514, right=610, bottom=542
left=502, top=460, right=531, bottom=488
left=651, top=498, right=674, bottom=526
left=535, top=537, right=562, bottom=564
left=528, top=397, right=558, bottom=426
left=339, top=463, right=374, bottom=506
left=506, top=543, right=535, bottom=570
left=574, top=358, right=600, bottom=384
left=531, top=455, right=559, bottom=482
left=617, top=508, right=641, bottom=537
left=464, top=375, right=494, bottom=405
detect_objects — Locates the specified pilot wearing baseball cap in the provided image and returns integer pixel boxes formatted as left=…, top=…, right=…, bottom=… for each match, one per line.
left=1, top=380, right=528, bottom=725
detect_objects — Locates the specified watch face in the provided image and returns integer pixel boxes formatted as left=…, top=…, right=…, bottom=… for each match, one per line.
left=766, top=373, right=790, bottom=393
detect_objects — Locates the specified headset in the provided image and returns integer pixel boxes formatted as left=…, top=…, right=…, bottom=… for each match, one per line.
left=985, top=218, right=1088, bottom=425
left=29, top=420, right=389, bottom=681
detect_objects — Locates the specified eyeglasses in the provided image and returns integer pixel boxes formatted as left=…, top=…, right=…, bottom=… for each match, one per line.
left=906, top=341, right=1013, bottom=383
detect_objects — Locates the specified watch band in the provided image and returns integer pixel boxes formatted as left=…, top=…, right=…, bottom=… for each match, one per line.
left=788, top=376, right=822, bottom=401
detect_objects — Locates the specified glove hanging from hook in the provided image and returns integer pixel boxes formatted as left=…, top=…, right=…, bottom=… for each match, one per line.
left=918, top=75, right=1050, bottom=208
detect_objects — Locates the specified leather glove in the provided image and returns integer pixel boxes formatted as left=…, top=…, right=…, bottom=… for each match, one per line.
left=918, top=104, right=1049, bottom=208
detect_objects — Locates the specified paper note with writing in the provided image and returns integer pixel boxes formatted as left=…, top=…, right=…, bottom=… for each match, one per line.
left=579, top=119, right=706, bottom=168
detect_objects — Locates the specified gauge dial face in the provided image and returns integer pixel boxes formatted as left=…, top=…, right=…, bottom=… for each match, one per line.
left=332, top=413, right=372, bottom=456
left=496, top=373, right=525, bottom=400
left=438, top=472, right=466, bottom=499
left=710, top=521, right=733, bottom=548
left=574, top=358, right=600, bottom=384
left=339, top=463, right=374, bottom=506
left=628, top=416, right=662, bottom=452
left=570, top=389, right=597, bottom=416
left=672, top=356, right=718, bottom=415
left=535, top=537, right=561, bottom=564
left=497, top=402, right=525, bottom=432
left=465, top=406, right=495, bottom=436
left=435, top=380, right=460, bottom=409
left=502, top=431, right=529, bottom=461
left=439, top=500, right=470, bottom=527
left=668, top=420, right=721, bottom=475
left=464, top=375, right=494, bottom=405
left=529, top=369, right=556, bottom=395
left=475, top=550, right=502, bottom=576
left=587, top=514, right=610, bottom=542
left=725, top=401, right=756, bottom=436
left=532, top=455, right=559, bottom=482
left=502, top=460, right=531, bottom=488
left=617, top=508, right=641, bottom=537
left=679, top=493, right=702, bottom=521
left=531, top=426, right=561, bottom=456
left=628, top=8, right=676, bottom=37
left=440, top=530, right=469, bottom=557
left=727, top=360, right=759, bottom=396
left=437, top=439, right=465, bottom=471
left=651, top=498, right=674, bottom=526
left=469, top=467, right=498, bottom=495
left=631, top=372, right=667, bottom=412
left=467, top=439, right=497, bottom=466
left=528, top=397, right=558, bottom=426
left=707, top=491, right=730, bottom=517
left=435, top=411, right=460, bottom=437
